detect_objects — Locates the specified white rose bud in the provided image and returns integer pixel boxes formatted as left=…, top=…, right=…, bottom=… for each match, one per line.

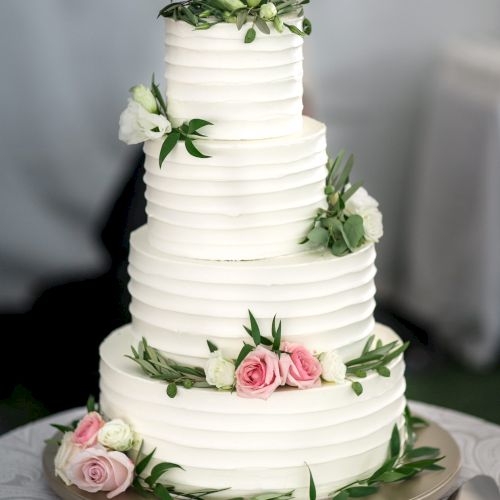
left=344, top=186, right=384, bottom=243
left=205, top=351, right=236, bottom=390
left=97, top=419, right=136, bottom=452
left=54, top=432, right=79, bottom=485
left=259, top=2, right=277, bottom=20
left=319, top=351, right=347, bottom=384
left=130, top=84, right=158, bottom=113
left=119, top=100, right=172, bottom=145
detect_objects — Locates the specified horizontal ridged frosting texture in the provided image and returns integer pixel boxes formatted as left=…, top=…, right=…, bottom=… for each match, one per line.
left=144, top=116, right=328, bottom=261
left=129, top=226, right=377, bottom=365
left=164, top=17, right=304, bottom=140
left=99, top=324, right=406, bottom=499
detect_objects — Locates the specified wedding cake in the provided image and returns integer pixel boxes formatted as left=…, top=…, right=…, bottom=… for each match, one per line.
left=97, top=2, right=407, bottom=498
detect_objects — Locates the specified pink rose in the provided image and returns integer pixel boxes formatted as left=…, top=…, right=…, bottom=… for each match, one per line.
left=68, top=446, right=134, bottom=499
left=73, top=412, right=105, bottom=447
left=235, top=346, right=282, bottom=400
left=279, top=342, right=322, bottom=389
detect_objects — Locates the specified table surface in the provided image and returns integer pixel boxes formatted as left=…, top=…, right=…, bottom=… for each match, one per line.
left=0, top=401, right=498, bottom=500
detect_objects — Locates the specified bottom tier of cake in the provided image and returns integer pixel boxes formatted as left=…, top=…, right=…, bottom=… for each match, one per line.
left=99, top=323, right=406, bottom=499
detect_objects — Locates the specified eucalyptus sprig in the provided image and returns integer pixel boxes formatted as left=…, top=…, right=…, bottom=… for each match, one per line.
left=126, top=337, right=211, bottom=399
left=158, top=0, right=312, bottom=44
left=346, top=334, right=410, bottom=396
left=301, top=151, right=366, bottom=256
left=325, top=406, right=444, bottom=499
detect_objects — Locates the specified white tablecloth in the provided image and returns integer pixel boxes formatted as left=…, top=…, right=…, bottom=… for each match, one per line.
left=0, top=401, right=498, bottom=499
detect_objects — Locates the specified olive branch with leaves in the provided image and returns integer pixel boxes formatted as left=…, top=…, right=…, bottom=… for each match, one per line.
left=158, top=0, right=312, bottom=44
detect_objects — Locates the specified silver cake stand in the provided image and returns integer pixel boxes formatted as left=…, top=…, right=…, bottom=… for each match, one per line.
left=43, top=418, right=460, bottom=500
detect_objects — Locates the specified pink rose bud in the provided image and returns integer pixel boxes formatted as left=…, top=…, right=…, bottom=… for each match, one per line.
left=280, top=342, right=322, bottom=389
left=73, top=412, right=105, bottom=447
left=68, top=446, right=134, bottom=499
left=235, top=346, right=282, bottom=400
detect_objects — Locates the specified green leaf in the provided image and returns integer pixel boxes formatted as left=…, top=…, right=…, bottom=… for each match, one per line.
left=342, top=181, right=363, bottom=203
left=390, top=425, right=401, bottom=458
left=154, top=483, right=174, bottom=500
left=306, top=464, right=316, bottom=500
left=167, top=382, right=178, bottom=398
left=344, top=486, right=379, bottom=497
left=260, top=336, right=273, bottom=346
left=236, top=9, right=247, bottom=30
left=353, top=370, right=367, bottom=378
left=50, top=423, right=74, bottom=434
left=362, top=335, right=375, bottom=354
left=271, top=315, right=282, bottom=352
left=377, top=366, right=391, bottom=377
left=146, top=462, right=184, bottom=487
left=351, top=381, right=363, bottom=396
left=207, top=340, right=219, bottom=353
left=334, top=153, right=355, bottom=192
left=135, top=447, right=156, bottom=476
left=377, top=471, right=408, bottom=483
left=245, top=310, right=261, bottom=345
left=343, top=215, right=364, bottom=249
left=302, top=18, right=312, bottom=35
left=307, top=226, right=329, bottom=246
left=159, top=131, right=180, bottom=168
left=86, top=394, right=96, bottom=413
left=235, top=343, right=254, bottom=368
left=188, top=118, right=213, bottom=135
left=255, top=16, right=271, bottom=34
left=150, top=73, right=168, bottom=116
left=404, top=447, right=440, bottom=460
left=245, top=27, right=256, bottom=43
left=184, top=137, right=210, bottom=158
left=181, top=5, right=198, bottom=25
left=331, top=238, right=349, bottom=256
left=285, top=23, right=305, bottom=36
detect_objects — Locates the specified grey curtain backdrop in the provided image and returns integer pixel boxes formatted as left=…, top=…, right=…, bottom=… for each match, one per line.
left=1, top=0, right=500, bottom=363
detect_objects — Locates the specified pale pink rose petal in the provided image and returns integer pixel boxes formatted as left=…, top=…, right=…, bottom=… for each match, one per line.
left=281, top=342, right=322, bottom=389
left=73, top=412, right=105, bottom=447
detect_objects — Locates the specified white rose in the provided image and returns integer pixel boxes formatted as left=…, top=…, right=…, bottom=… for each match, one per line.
left=97, top=419, right=136, bottom=452
left=344, top=186, right=383, bottom=243
left=319, top=351, right=347, bottom=384
left=54, top=432, right=79, bottom=485
left=205, top=351, right=236, bottom=390
left=130, top=84, right=157, bottom=113
left=260, top=2, right=277, bottom=20
left=118, top=100, right=171, bottom=145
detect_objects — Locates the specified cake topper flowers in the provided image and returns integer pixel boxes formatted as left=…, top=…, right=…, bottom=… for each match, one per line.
left=302, top=150, right=384, bottom=256
left=158, top=0, right=312, bottom=44
left=119, top=74, right=212, bottom=167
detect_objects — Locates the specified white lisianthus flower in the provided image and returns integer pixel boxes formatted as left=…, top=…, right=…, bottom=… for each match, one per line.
left=344, top=186, right=384, bottom=243
left=260, top=2, right=277, bottom=20
left=319, top=351, right=347, bottom=384
left=130, top=84, right=157, bottom=113
left=97, top=419, right=136, bottom=452
left=205, top=351, right=236, bottom=390
left=54, top=432, right=79, bottom=485
left=118, top=100, right=171, bottom=145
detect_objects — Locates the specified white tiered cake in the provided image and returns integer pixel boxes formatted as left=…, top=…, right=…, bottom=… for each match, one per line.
left=99, top=12, right=407, bottom=500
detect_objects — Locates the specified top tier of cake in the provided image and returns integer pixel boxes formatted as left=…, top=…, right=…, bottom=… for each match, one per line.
left=164, top=17, right=304, bottom=140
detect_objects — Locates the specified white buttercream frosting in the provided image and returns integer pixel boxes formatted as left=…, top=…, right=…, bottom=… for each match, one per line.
left=164, top=17, right=305, bottom=140
left=99, top=324, right=406, bottom=499
left=128, top=226, right=376, bottom=365
left=143, top=116, right=327, bottom=261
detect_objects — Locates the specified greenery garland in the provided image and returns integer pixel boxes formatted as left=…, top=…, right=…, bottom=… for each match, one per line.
left=158, top=0, right=312, bottom=44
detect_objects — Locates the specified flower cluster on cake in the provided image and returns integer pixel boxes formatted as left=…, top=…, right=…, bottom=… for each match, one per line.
left=49, top=1, right=445, bottom=498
